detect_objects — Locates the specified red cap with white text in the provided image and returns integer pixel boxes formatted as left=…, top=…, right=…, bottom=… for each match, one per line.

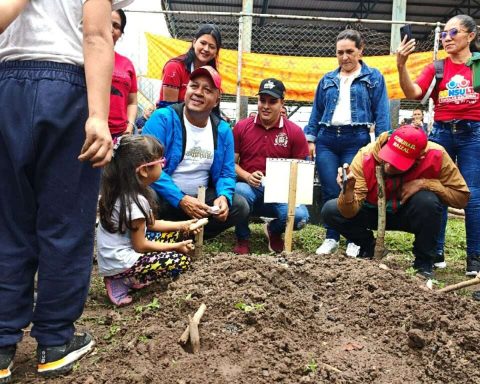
left=378, top=125, right=428, bottom=172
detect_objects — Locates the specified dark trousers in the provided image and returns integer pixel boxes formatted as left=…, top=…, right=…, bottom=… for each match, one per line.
left=0, top=61, right=101, bottom=347
left=321, top=191, right=443, bottom=268
left=157, top=188, right=249, bottom=239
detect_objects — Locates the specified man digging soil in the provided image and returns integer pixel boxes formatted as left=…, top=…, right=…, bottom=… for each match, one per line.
left=321, top=125, right=469, bottom=278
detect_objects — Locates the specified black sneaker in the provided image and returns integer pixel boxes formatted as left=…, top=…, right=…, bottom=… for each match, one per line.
left=0, top=345, right=16, bottom=384
left=433, top=253, right=447, bottom=269
left=37, top=332, right=95, bottom=377
left=357, top=239, right=376, bottom=259
left=466, top=256, right=480, bottom=277
left=472, top=291, right=480, bottom=301
left=413, top=262, right=434, bottom=279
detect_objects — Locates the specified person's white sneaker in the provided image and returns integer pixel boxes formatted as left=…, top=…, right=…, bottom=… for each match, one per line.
left=315, top=238, right=339, bottom=255
left=346, top=242, right=361, bottom=258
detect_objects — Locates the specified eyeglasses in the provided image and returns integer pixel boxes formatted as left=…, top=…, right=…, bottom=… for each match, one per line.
left=136, top=158, right=165, bottom=172
left=440, top=27, right=469, bottom=40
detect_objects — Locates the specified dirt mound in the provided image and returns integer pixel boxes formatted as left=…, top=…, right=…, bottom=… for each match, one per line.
left=13, top=252, right=480, bottom=383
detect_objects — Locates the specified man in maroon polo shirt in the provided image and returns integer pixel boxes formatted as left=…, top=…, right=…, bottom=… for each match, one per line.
left=233, top=78, right=310, bottom=254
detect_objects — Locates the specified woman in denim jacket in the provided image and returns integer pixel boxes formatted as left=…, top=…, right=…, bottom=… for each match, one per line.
left=305, top=29, right=390, bottom=257
left=397, top=14, right=480, bottom=278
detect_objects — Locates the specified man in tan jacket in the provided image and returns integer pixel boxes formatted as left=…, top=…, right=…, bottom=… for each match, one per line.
left=321, top=125, right=469, bottom=278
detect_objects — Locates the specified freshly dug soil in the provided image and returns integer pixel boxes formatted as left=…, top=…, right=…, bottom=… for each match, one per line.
left=12, top=252, right=480, bottom=383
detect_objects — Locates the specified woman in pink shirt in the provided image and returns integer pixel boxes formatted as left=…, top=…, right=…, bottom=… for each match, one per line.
left=109, top=9, right=138, bottom=138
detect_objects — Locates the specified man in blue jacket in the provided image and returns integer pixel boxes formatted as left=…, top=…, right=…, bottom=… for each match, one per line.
left=143, top=66, right=249, bottom=238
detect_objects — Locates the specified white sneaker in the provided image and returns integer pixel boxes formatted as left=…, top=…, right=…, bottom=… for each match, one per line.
left=315, top=239, right=339, bottom=255
left=346, top=242, right=361, bottom=258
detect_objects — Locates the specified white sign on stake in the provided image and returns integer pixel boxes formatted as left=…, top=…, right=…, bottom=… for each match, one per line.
left=264, top=158, right=315, bottom=205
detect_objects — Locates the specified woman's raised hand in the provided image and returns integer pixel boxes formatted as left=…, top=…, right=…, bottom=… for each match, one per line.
left=396, top=35, right=416, bottom=68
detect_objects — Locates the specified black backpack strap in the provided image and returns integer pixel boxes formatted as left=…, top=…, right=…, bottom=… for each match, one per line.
left=421, top=59, right=444, bottom=105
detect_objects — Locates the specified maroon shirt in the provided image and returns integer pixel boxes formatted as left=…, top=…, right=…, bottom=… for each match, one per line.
left=234, top=116, right=309, bottom=175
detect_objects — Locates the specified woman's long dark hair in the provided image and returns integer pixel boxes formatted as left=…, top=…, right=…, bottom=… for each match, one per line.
left=115, top=9, right=127, bottom=34
left=453, top=15, right=480, bottom=53
left=184, top=23, right=222, bottom=71
left=99, top=135, right=164, bottom=234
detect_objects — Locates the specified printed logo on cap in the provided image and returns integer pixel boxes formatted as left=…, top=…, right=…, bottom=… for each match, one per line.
left=263, top=80, right=275, bottom=90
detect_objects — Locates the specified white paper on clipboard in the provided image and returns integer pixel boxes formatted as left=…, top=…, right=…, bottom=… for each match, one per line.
left=263, top=158, right=315, bottom=205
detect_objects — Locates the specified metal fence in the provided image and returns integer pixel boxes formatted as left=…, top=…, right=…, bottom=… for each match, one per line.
left=134, top=10, right=441, bottom=126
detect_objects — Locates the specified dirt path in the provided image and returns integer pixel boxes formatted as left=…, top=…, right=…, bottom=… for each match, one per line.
left=11, top=252, right=480, bottom=383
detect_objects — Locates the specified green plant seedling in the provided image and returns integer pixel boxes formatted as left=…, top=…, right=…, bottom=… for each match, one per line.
left=138, top=335, right=149, bottom=343
left=234, top=302, right=265, bottom=312
left=305, top=358, right=318, bottom=374
left=135, top=297, right=161, bottom=315
left=103, top=325, right=120, bottom=340
left=145, top=297, right=160, bottom=310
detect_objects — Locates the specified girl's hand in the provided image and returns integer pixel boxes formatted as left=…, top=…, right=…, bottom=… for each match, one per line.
left=396, top=35, right=416, bottom=68
left=180, top=219, right=202, bottom=236
left=177, top=239, right=195, bottom=254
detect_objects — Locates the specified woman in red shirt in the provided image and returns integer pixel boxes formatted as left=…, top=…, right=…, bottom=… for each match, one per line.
left=157, top=23, right=222, bottom=109
left=109, top=9, right=138, bottom=138
left=397, top=14, right=480, bottom=276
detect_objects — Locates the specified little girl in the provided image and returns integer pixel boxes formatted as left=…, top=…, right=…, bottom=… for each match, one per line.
left=97, top=135, right=200, bottom=306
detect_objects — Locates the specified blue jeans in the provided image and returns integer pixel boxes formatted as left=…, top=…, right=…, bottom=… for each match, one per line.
left=234, top=182, right=309, bottom=239
left=315, top=125, right=371, bottom=241
left=429, top=121, right=480, bottom=258
left=0, top=61, right=101, bottom=347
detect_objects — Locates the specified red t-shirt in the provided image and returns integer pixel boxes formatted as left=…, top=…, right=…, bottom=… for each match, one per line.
left=158, top=56, right=190, bottom=103
left=234, top=116, right=310, bottom=175
left=109, top=52, right=138, bottom=135
left=415, top=57, right=480, bottom=121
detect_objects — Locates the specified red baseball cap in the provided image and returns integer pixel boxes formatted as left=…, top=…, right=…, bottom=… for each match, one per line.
left=378, top=125, right=428, bottom=172
left=190, top=65, right=222, bottom=90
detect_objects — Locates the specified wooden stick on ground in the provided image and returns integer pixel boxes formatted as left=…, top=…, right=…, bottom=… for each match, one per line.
left=437, top=275, right=480, bottom=293
left=178, top=303, right=207, bottom=353
left=194, top=186, right=206, bottom=258
left=284, top=160, right=298, bottom=253
left=374, top=165, right=386, bottom=259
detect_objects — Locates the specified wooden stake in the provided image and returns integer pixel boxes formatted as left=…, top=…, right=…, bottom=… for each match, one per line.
left=178, top=303, right=207, bottom=353
left=194, top=186, right=206, bottom=258
left=284, top=161, right=298, bottom=253
left=374, top=165, right=386, bottom=259
left=437, top=275, right=480, bottom=293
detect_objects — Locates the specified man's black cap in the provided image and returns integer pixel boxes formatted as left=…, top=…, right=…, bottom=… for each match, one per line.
left=257, top=78, right=286, bottom=99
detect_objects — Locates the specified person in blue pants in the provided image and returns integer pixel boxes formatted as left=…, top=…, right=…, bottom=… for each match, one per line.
left=304, top=29, right=390, bottom=257
left=0, top=0, right=128, bottom=381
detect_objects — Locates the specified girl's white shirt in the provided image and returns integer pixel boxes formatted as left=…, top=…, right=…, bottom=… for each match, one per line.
left=96, top=194, right=149, bottom=276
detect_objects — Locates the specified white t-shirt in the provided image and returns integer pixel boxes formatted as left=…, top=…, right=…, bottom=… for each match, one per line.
left=171, top=114, right=214, bottom=196
left=96, top=194, right=149, bottom=277
left=331, top=68, right=361, bottom=126
left=0, top=0, right=133, bottom=65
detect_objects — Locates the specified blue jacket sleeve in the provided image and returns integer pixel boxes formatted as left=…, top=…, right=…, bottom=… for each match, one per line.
left=214, top=125, right=236, bottom=206
left=371, top=71, right=391, bottom=137
left=142, top=110, right=185, bottom=208
left=304, top=78, right=325, bottom=142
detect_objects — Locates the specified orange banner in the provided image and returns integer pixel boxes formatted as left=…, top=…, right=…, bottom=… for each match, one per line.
left=146, top=33, right=446, bottom=101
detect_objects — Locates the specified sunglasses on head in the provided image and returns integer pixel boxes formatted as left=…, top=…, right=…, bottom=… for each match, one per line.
left=440, top=27, right=468, bottom=40
left=136, top=158, right=165, bottom=173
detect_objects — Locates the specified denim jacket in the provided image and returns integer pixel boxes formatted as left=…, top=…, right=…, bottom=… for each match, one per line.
left=304, top=61, right=390, bottom=141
